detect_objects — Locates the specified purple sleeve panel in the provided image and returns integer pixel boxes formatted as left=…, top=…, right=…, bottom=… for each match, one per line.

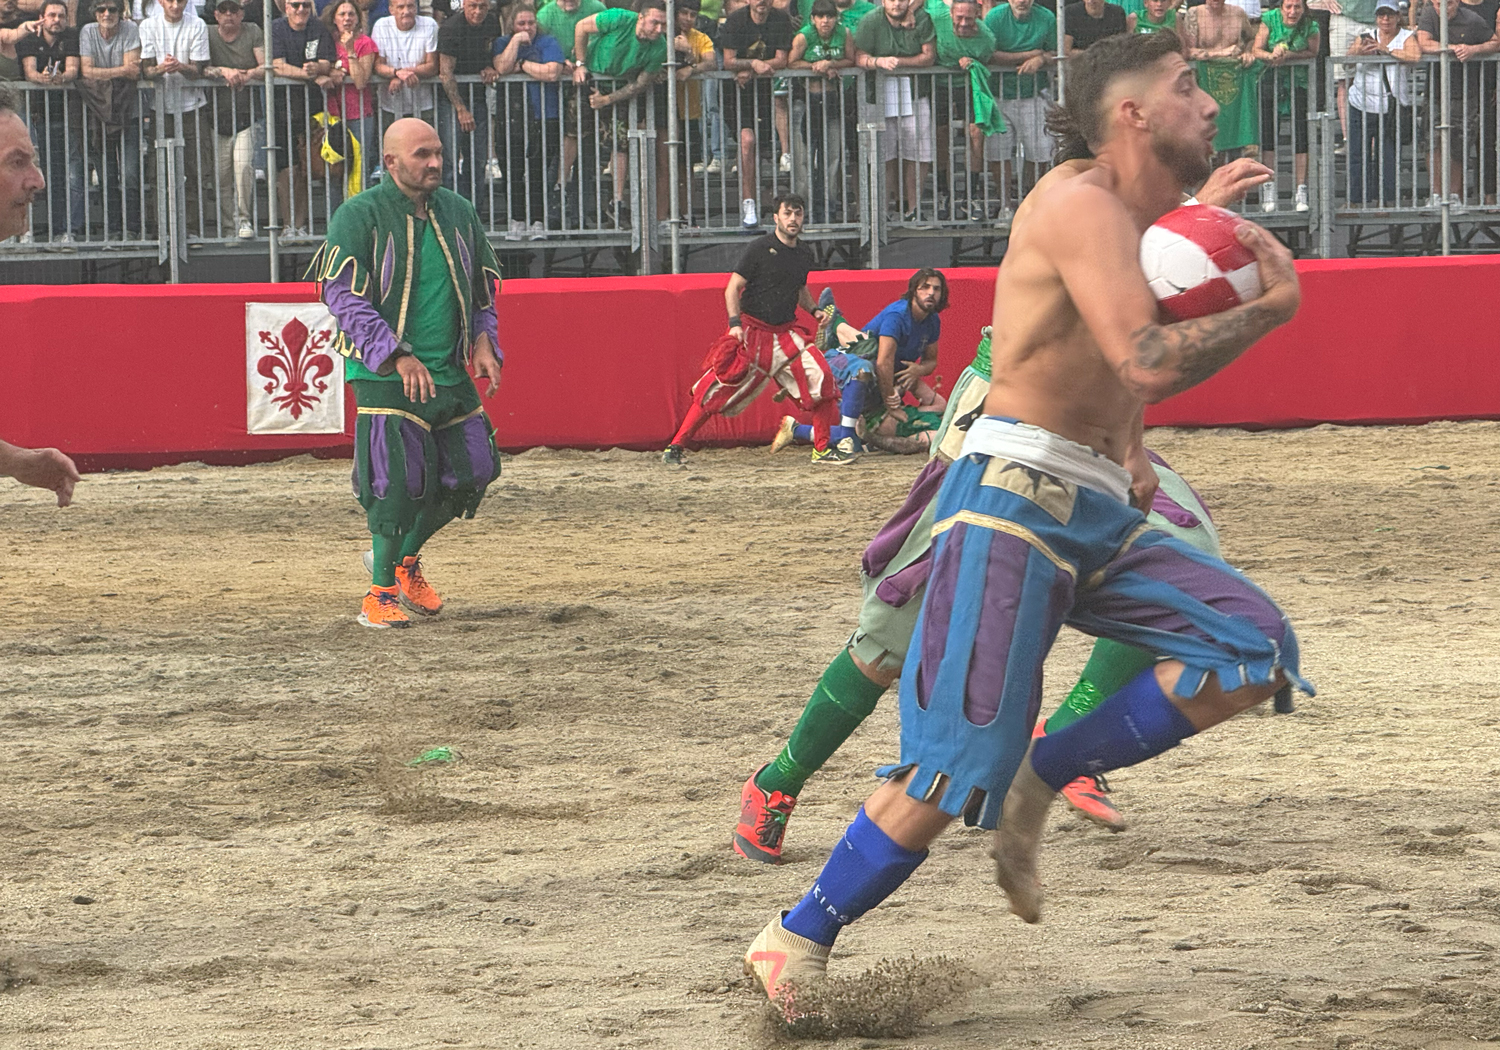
left=323, top=269, right=402, bottom=375
left=473, top=303, right=502, bottom=364
left=874, top=556, right=933, bottom=609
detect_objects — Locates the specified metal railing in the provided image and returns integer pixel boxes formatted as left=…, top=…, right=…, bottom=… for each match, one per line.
left=10, top=51, right=1500, bottom=275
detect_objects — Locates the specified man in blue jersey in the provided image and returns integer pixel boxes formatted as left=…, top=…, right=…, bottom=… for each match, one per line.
left=771, top=268, right=949, bottom=458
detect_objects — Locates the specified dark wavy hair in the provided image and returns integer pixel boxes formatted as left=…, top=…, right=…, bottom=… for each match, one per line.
left=905, top=267, right=949, bottom=313
left=1046, top=29, right=1185, bottom=165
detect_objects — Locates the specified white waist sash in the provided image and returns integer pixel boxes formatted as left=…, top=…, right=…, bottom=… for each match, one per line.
left=958, top=415, right=1133, bottom=505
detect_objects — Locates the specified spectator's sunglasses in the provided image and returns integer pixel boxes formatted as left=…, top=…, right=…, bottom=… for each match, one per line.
left=94, top=3, right=121, bottom=10
left=287, top=2, right=312, bottom=8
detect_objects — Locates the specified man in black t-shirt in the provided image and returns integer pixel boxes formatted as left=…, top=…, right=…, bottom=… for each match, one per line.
left=269, top=0, right=336, bottom=235
left=663, top=192, right=847, bottom=467
left=435, top=0, right=499, bottom=195
left=1063, top=0, right=1126, bottom=51
left=16, top=0, right=83, bottom=239
left=719, top=0, right=792, bottom=228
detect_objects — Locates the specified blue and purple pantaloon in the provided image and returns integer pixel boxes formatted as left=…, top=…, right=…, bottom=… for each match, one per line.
left=889, top=416, right=1310, bottom=830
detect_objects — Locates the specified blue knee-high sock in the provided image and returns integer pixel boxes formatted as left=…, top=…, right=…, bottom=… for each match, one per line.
left=781, top=808, right=927, bottom=947
left=799, top=422, right=861, bottom=446
left=1030, top=667, right=1198, bottom=792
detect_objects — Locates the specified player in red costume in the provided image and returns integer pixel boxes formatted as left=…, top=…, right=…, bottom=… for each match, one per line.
left=662, top=192, right=852, bottom=467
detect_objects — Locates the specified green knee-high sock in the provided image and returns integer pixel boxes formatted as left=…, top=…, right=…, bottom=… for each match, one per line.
left=1045, top=638, right=1157, bottom=734
left=400, top=503, right=456, bottom=561
left=371, top=533, right=403, bottom=588
left=754, top=648, right=890, bottom=798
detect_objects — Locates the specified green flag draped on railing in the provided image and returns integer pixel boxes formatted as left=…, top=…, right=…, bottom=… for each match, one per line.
left=970, top=63, right=1008, bottom=136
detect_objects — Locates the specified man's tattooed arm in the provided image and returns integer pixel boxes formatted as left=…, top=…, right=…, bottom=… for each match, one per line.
left=1122, top=300, right=1284, bottom=401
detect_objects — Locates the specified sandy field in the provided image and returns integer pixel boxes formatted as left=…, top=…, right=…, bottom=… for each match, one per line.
left=5, top=423, right=1500, bottom=1050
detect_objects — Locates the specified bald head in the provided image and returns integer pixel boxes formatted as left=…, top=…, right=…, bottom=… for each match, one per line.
left=383, top=117, right=440, bottom=159
left=383, top=118, right=443, bottom=201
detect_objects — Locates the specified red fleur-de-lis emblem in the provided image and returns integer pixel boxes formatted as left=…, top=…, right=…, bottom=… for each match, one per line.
left=257, top=317, right=335, bottom=420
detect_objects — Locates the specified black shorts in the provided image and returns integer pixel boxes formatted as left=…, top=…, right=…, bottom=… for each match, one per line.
left=271, top=86, right=314, bottom=172
left=723, top=78, right=777, bottom=140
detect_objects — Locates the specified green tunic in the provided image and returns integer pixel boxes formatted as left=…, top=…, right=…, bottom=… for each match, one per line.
left=314, top=175, right=502, bottom=381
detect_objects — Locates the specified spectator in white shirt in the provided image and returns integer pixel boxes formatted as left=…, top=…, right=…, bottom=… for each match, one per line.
left=139, top=0, right=216, bottom=227
left=371, top=0, right=437, bottom=118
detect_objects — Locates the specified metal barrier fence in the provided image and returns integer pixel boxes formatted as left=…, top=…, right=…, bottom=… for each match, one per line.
left=7, top=54, right=1500, bottom=275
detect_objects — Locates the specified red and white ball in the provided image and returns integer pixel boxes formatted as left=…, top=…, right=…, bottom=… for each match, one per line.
left=1138, top=204, right=1262, bottom=322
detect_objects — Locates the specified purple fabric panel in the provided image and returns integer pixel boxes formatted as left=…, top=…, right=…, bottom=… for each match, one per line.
left=380, top=233, right=395, bottom=302
left=324, top=269, right=402, bottom=374
left=399, top=419, right=425, bottom=499
left=1097, top=543, right=1286, bottom=645
left=369, top=418, right=390, bottom=499
left=440, top=443, right=458, bottom=491
left=473, top=302, right=502, bottom=364
left=461, top=415, right=494, bottom=486
left=1137, top=544, right=1285, bottom=644
left=455, top=230, right=472, bottom=283
left=874, top=555, right=932, bottom=608
left=863, top=457, right=948, bottom=578
left=1150, top=488, right=1203, bottom=530
left=1147, top=447, right=1215, bottom=525
left=915, top=521, right=966, bottom=712
left=961, top=530, right=1030, bottom=727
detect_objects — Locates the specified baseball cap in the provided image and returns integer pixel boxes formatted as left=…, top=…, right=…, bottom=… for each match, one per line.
left=1374, top=0, right=1399, bottom=12
left=215, top=0, right=243, bottom=11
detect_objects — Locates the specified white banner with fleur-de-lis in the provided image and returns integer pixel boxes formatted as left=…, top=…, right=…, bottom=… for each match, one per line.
left=245, top=302, right=345, bottom=434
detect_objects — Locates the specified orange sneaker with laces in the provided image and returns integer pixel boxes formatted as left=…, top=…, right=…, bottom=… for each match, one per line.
left=1031, top=721, right=1127, bottom=832
left=733, top=767, right=798, bottom=864
left=395, top=556, right=443, bottom=616
left=358, top=585, right=413, bottom=629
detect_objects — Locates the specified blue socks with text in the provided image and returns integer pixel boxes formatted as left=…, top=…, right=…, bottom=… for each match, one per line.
left=781, top=807, right=927, bottom=948
left=1030, top=667, right=1198, bottom=792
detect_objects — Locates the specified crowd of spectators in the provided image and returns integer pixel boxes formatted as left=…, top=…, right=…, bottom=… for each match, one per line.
left=1, top=0, right=1498, bottom=244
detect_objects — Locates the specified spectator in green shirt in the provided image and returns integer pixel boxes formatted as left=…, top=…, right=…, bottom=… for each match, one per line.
left=934, top=0, right=993, bottom=219
left=852, top=0, right=936, bottom=220
left=836, top=0, right=874, bottom=33
left=984, top=0, right=1056, bottom=220
left=538, top=0, right=604, bottom=210
left=570, top=0, right=669, bottom=227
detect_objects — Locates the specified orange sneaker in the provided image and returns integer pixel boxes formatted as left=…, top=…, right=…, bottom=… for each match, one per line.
left=1032, top=721, right=1126, bottom=832
left=1060, top=773, right=1126, bottom=832
left=358, top=585, right=413, bottom=629
left=733, top=767, right=797, bottom=864
left=395, top=556, right=443, bottom=616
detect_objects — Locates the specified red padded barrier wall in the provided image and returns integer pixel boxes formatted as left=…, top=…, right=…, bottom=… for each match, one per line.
left=4, top=256, right=1497, bottom=471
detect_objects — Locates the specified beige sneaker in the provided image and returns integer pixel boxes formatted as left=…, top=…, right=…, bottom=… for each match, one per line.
left=769, top=415, right=798, bottom=454
left=743, top=913, right=831, bottom=1020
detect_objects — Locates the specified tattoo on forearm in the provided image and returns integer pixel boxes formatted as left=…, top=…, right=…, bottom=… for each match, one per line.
left=1126, top=302, right=1279, bottom=397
